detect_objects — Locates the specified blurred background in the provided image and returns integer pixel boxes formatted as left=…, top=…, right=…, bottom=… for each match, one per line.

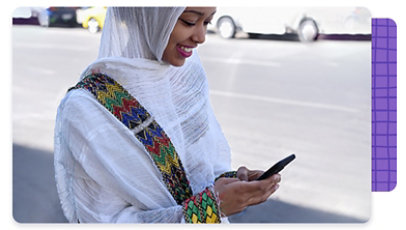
left=12, top=6, right=371, bottom=223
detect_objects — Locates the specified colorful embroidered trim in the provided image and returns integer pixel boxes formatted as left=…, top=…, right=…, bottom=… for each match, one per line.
left=215, top=171, right=238, bottom=181
left=71, top=73, right=193, bottom=205
left=183, top=187, right=221, bottom=223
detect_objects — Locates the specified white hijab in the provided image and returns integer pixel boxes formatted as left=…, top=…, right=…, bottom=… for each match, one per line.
left=97, top=7, right=185, bottom=61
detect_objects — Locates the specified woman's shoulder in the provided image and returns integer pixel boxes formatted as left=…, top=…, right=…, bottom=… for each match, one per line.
left=58, top=88, right=100, bottom=112
left=56, top=87, right=124, bottom=138
left=56, top=88, right=109, bottom=128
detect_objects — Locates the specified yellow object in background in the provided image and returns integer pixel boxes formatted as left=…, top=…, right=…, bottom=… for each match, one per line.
left=77, top=6, right=107, bottom=33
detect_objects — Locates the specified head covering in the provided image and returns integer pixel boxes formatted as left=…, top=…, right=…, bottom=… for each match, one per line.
left=97, top=7, right=185, bottom=61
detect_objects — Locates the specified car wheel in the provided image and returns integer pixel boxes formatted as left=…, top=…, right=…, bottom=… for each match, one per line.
left=87, top=18, right=100, bottom=33
left=217, top=16, right=236, bottom=39
left=298, top=18, right=319, bottom=42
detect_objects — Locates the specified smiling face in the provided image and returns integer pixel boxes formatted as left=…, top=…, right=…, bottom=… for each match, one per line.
left=162, top=7, right=216, bottom=66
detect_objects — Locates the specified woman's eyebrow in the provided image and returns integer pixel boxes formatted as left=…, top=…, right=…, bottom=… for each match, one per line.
left=183, top=10, right=216, bottom=17
left=183, top=10, right=204, bottom=16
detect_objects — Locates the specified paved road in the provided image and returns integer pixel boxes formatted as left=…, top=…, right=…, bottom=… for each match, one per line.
left=12, top=26, right=371, bottom=223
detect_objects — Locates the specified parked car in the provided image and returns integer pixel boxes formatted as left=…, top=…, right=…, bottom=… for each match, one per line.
left=210, top=7, right=371, bottom=41
left=12, top=7, right=48, bottom=26
left=76, top=7, right=107, bottom=33
left=45, top=7, right=80, bottom=27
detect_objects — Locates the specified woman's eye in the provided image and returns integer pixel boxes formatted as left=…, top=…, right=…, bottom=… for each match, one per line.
left=204, top=21, right=212, bottom=26
left=179, top=18, right=196, bottom=26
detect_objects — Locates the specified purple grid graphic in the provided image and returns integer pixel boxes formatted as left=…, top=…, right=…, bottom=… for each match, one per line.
left=372, top=18, right=397, bottom=191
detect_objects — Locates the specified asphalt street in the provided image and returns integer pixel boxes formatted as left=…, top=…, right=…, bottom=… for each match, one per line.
left=12, top=25, right=371, bottom=223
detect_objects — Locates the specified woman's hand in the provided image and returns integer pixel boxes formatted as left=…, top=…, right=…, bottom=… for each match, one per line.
left=236, top=166, right=264, bottom=181
left=213, top=172, right=281, bottom=216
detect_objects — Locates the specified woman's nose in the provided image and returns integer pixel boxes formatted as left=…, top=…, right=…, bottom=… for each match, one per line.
left=192, top=24, right=206, bottom=44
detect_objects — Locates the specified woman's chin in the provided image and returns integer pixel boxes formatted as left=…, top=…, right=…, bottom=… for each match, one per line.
left=167, top=59, right=186, bottom=67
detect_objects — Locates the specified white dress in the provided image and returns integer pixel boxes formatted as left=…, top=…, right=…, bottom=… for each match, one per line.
left=54, top=57, right=232, bottom=223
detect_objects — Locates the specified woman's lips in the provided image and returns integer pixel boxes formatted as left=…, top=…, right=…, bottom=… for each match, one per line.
left=176, top=45, right=194, bottom=58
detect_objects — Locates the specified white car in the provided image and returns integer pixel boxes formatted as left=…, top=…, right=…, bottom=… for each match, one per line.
left=210, top=7, right=371, bottom=41
left=12, top=7, right=49, bottom=26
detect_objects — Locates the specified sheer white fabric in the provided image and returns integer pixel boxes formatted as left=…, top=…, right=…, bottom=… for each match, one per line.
left=98, top=7, right=185, bottom=61
left=54, top=7, right=232, bottom=223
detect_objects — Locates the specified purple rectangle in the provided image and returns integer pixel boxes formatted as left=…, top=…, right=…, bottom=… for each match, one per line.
left=372, top=18, right=397, bottom=192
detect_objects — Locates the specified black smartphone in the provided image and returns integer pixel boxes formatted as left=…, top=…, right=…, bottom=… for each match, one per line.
left=256, top=154, right=296, bottom=180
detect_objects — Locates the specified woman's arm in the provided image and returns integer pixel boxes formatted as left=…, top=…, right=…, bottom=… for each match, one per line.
left=56, top=91, right=187, bottom=223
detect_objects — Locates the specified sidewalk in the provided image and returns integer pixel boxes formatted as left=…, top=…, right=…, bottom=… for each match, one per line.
left=229, top=199, right=364, bottom=223
left=13, top=143, right=363, bottom=223
left=13, top=144, right=67, bottom=223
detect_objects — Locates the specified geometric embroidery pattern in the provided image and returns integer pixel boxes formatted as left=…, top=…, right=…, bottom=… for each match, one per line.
left=71, top=73, right=193, bottom=204
left=183, top=187, right=221, bottom=223
left=215, top=171, right=237, bottom=182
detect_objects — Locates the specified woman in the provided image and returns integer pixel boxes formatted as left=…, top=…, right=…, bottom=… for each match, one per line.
left=54, top=7, right=281, bottom=223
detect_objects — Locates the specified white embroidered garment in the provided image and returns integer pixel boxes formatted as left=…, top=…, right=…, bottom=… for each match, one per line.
left=54, top=7, right=232, bottom=223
